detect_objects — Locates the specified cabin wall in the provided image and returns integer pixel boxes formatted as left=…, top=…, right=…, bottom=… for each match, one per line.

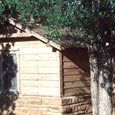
left=62, top=48, right=90, bottom=96
left=1, top=40, right=60, bottom=97
left=61, top=48, right=115, bottom=115
left=0, top=39, right=62, bottom=115
left=61, top=48, right=92, bottom=115
left=0, top=39, right=115, bottom=115
left=19, top=42, right=60, bottom=96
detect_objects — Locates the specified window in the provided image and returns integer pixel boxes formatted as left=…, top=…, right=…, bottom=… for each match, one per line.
left=0, top=52, right=18, bottom=92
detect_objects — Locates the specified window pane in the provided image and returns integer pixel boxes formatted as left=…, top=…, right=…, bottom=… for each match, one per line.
left=2, top=53, right=17, bottom=91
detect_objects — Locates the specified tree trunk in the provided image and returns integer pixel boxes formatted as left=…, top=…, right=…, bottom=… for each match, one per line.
left=98, top=46, right=112, bottom=115
left=89, top=43, right=99, bottom=115
left=89, top=43, right=113, bottom=115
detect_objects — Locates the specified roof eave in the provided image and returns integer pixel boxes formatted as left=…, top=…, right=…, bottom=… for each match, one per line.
left=9, top=18, right=63, bottom=51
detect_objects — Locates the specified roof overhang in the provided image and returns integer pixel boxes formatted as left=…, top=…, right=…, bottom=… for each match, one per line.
left=8, top=18, right=63, bottom=51
left=0, top=33, right=32, bottom=38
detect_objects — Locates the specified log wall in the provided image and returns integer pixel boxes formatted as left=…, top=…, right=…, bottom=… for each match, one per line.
left=62, top=48, right=90, bottom=96
left=7, top=40, right=60, bottom=97
left=0, top=24, right=92, bottom=115
left=61, top=48, right=115, bottom=115
left=61, top=48, right=92, bottom=115
left=0, top=39, right=61, bottom=115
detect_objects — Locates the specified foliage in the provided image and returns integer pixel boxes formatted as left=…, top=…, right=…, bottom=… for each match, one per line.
left=0, top=0, right=115, bottom=43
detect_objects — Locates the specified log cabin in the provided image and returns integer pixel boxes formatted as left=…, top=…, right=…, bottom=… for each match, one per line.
left=0, top=18, right=114, bottom=115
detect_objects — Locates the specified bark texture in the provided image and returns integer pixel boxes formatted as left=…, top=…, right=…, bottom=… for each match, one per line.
left=89, top=43, right=99, bottom=115
left=89, top=43, right=113, bottom=115
left=98, top=46, right=112, bottom=115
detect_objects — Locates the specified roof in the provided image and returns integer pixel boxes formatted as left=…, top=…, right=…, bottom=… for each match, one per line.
left=8, top=18, right=87, bottom=50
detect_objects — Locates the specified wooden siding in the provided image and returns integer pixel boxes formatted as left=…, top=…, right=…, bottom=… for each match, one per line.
left=0, top=40, right=60, bottom=97
left=62, top=48, right=90, bottom=96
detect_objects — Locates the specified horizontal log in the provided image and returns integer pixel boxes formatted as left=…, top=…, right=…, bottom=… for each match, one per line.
left=20, top=47, right=53, bottom=54
left=63, top=57, right=72, bottom=62
left=0, top=33, right=32, bottom=38
left=38, top=74, right=60, bottom=81
left=37, top=67, right=59, bottom=74
left=20, top=60, right=59, bottom=67
left=21, top=80, right=59, bottom=88
left=21, top=87, right=39, bottom=96
left=15, top=40, right=46, bottom=48
left=20, top=53, right=59, bottom=61
left=20, top=54, right=38, bottom=61
left=64, top=87, right=90, bottom=96
left=39, top=81, right=60, bottom=88
left=20, top=60, right=37, bottom=67
left=20, top=67, right=59, bottom=74
left=63, top=68, right=84, bottom=76
left=21, top=87, right=60, bottom=96
left=64, top=81, right=90, bottom=89
left=39, top=88, right=60, bottom=96
left=20, top=67, right=38, bottom=73
left=21, top=73, right=59, bottom=81
left=64, top=74, right=90, bottom=82
left=63, top=61, right=79, bottom=69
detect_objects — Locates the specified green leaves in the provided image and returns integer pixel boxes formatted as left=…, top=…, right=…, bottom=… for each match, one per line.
left=0, top=0, right=115, bottom=43
left=0, top=1, right=4, bottom=14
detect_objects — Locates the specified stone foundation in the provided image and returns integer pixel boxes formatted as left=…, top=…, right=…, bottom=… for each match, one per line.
left=13, top=95, right=92, bottom=115
left=4, top=94, right=115, bottom=115
left=0, top=95, right=92, bottom=115
left=14, top=96, right=62, bottom=115
left=61, top=95, right=92, bottom=115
